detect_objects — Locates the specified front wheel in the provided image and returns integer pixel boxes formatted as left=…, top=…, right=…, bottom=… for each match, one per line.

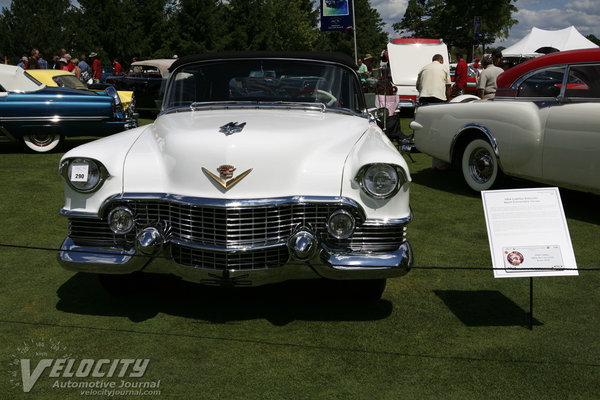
left=22, top=134, right=61, bottom=153
left=461, top=139, right=500, bottom=191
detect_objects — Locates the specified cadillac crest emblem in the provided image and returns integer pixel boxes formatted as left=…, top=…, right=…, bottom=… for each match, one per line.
left=202, top=165, right=252, bottom=190
left=218, top=165, right=236, bottom=179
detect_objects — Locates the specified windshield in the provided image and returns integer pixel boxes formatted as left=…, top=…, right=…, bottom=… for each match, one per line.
left=53, top=74, right=88, bottom=90
left=164, top=59, right=363, bottom=112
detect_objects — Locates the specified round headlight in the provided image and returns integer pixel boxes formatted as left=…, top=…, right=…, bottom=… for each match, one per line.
left=327, top=209, right=355, bottom=239
left=61, top=158, right=107, bottom=193
left=108, top=207, right=135, bottom=234
left=358, top=164, right=403, bottom=199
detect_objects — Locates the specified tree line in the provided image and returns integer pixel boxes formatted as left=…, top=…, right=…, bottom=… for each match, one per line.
left=1, top=0, right=530, bottom=70
left=0, top=0, right=387, bottom=69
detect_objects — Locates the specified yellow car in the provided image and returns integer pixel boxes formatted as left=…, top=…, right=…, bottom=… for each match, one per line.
left=27, top=69, right=136, bottom=119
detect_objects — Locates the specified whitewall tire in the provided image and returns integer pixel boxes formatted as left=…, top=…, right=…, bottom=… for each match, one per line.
left=461, top=139, right=499, bottom=191
left=23, top=134, right=61, bottom=153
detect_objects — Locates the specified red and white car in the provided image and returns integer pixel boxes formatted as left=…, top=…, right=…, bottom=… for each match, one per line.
left=411, top=48, right=600, bottom=193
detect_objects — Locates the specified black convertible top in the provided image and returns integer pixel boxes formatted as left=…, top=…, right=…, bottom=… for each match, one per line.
left=170, top=51, right=357, bottom=72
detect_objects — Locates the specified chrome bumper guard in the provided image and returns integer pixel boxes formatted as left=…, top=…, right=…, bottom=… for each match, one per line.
left=58, top=237, right=412, bottom=287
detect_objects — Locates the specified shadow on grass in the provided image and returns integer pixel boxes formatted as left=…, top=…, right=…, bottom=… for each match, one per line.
left=412, top=167, right=599, bottom=225
left=410, top=167, right=480, bottom=198
left=56, top=273, right=393, bottom=325
left=434, top=290, right=542, bottom=327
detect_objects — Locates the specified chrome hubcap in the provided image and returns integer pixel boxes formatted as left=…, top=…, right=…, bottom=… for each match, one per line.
left=29, top=135, right=54, bottom=146
left=469, top=148, right=494, bottom=184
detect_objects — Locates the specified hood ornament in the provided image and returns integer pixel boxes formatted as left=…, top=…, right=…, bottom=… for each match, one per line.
left=202, top=165, right=252, bottom=190
left=219, top=121, right=246, bottom=135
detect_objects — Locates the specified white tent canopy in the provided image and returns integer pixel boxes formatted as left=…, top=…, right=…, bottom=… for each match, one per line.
left=502, top=26, right=598, bottom=58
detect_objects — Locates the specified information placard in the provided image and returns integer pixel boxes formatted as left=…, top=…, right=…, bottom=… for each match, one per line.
left=481, top=188, right=578, bottom=278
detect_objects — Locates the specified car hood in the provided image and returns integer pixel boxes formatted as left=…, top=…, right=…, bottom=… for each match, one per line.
left=122, top=108, right=370, bottom=199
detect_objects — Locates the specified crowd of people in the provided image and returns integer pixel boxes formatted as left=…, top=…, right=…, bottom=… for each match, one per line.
left=14, top=48, right=124, bottom=83
left=416, top=48, right=508, bottom=103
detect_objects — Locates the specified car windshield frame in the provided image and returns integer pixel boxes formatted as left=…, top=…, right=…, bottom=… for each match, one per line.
left=162, top=58, right=366, bottom=114
left=53, top=74, right=88, bottom=90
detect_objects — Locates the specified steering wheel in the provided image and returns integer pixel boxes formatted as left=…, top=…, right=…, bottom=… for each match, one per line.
left=291, top=89, right=338, bottom=106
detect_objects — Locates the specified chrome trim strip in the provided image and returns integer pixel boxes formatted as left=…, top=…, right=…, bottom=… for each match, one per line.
left=95, top=193, right=366, bottom=218
left=0, top=116, right=110, bottom=122
left=59, top=209, right=99, bottom=218
left=170, top=239, right=285, bottom=253
left=450, top=123, right=499, bottom=158
left=165, top=101, right=366, bottom=118
left=60, top=195, right=368, bottom=220
left=362, top=210, right=413, bottom=226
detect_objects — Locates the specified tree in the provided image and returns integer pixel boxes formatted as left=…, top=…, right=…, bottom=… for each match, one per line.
left=222, top=0, right=319, bottom=51
left=393, top=0, right=518, bottom=51
left=0, top=0, right=76, bottom=63
left=158, top=0, right=226, bottom=58
left=586, top=34, right=600, bottom=46
left=317, top=0, right=388, bottom=63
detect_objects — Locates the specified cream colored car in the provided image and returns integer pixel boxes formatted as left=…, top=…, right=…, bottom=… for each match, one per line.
left=411, top=48, right=600, bottom=194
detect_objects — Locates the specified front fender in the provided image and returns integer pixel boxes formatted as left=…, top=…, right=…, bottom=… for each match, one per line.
left=341, top=123, right=411, bottom=220
left=60, top=125, right=151, bottom=216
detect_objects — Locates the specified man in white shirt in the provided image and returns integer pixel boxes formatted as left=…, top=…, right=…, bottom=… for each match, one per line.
left=477, top=53, right=504, bottom=99
left=416, top=54, right=451, bottom=104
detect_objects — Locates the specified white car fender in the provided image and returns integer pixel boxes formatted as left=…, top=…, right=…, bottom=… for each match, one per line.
left=341, top=125, right=411, bottom=220
left=60, top=125, right=152, bottom=216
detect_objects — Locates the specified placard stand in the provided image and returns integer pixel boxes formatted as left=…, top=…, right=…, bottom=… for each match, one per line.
left=481, top=188, right=579, bottom=331
left=528, top=277, right=533, bottom=330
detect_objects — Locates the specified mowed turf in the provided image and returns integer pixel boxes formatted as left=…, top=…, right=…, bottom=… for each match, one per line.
left=0, top=128, right=599, bottom=399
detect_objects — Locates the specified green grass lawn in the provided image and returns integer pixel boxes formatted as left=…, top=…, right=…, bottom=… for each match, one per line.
left=0, top=129, right=599, bottom=399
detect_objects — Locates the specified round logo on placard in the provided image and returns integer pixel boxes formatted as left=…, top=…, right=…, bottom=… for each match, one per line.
left=506, top=251, right=524, bottom=266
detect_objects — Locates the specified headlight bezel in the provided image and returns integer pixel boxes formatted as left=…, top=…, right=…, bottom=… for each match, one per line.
left=355, top=163, right=408, bottom=199
left=59, top=157, right=109, bottom=193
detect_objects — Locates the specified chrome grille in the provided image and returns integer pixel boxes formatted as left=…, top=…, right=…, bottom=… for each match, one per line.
left=172, top=244, right=289, bottom=271
left=67, top=198, right=408, bottom=261
left=118, top=200, right=340, bottom=249
left=332, top=223, right=407, bottom=252
left=68, top=218, right=135, bottom=248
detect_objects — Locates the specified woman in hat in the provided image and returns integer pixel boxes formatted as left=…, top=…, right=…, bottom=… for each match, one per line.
left=89, top=52, right=102, bottom=82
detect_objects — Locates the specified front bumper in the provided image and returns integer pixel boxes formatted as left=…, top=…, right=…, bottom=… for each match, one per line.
left=59, top=195, right=412, bottom=286
left=58, top=238, right=412, bottom=287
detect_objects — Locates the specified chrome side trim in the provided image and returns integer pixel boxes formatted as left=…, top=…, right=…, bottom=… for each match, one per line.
left=0, top=116, right=110, bottom=122
left=450, top=123, right=499, bottom=158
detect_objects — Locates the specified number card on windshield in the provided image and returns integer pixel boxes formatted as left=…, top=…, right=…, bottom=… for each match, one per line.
left=481, top=188, right=578, bottom=278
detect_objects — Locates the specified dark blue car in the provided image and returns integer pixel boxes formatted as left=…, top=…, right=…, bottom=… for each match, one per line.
left=0, top=64, right=137, bottom=152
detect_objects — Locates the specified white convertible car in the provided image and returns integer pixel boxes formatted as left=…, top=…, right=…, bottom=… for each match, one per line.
left=411, top=48, right=600, bottom=194
left=58, top=52, right=413, bottom=299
